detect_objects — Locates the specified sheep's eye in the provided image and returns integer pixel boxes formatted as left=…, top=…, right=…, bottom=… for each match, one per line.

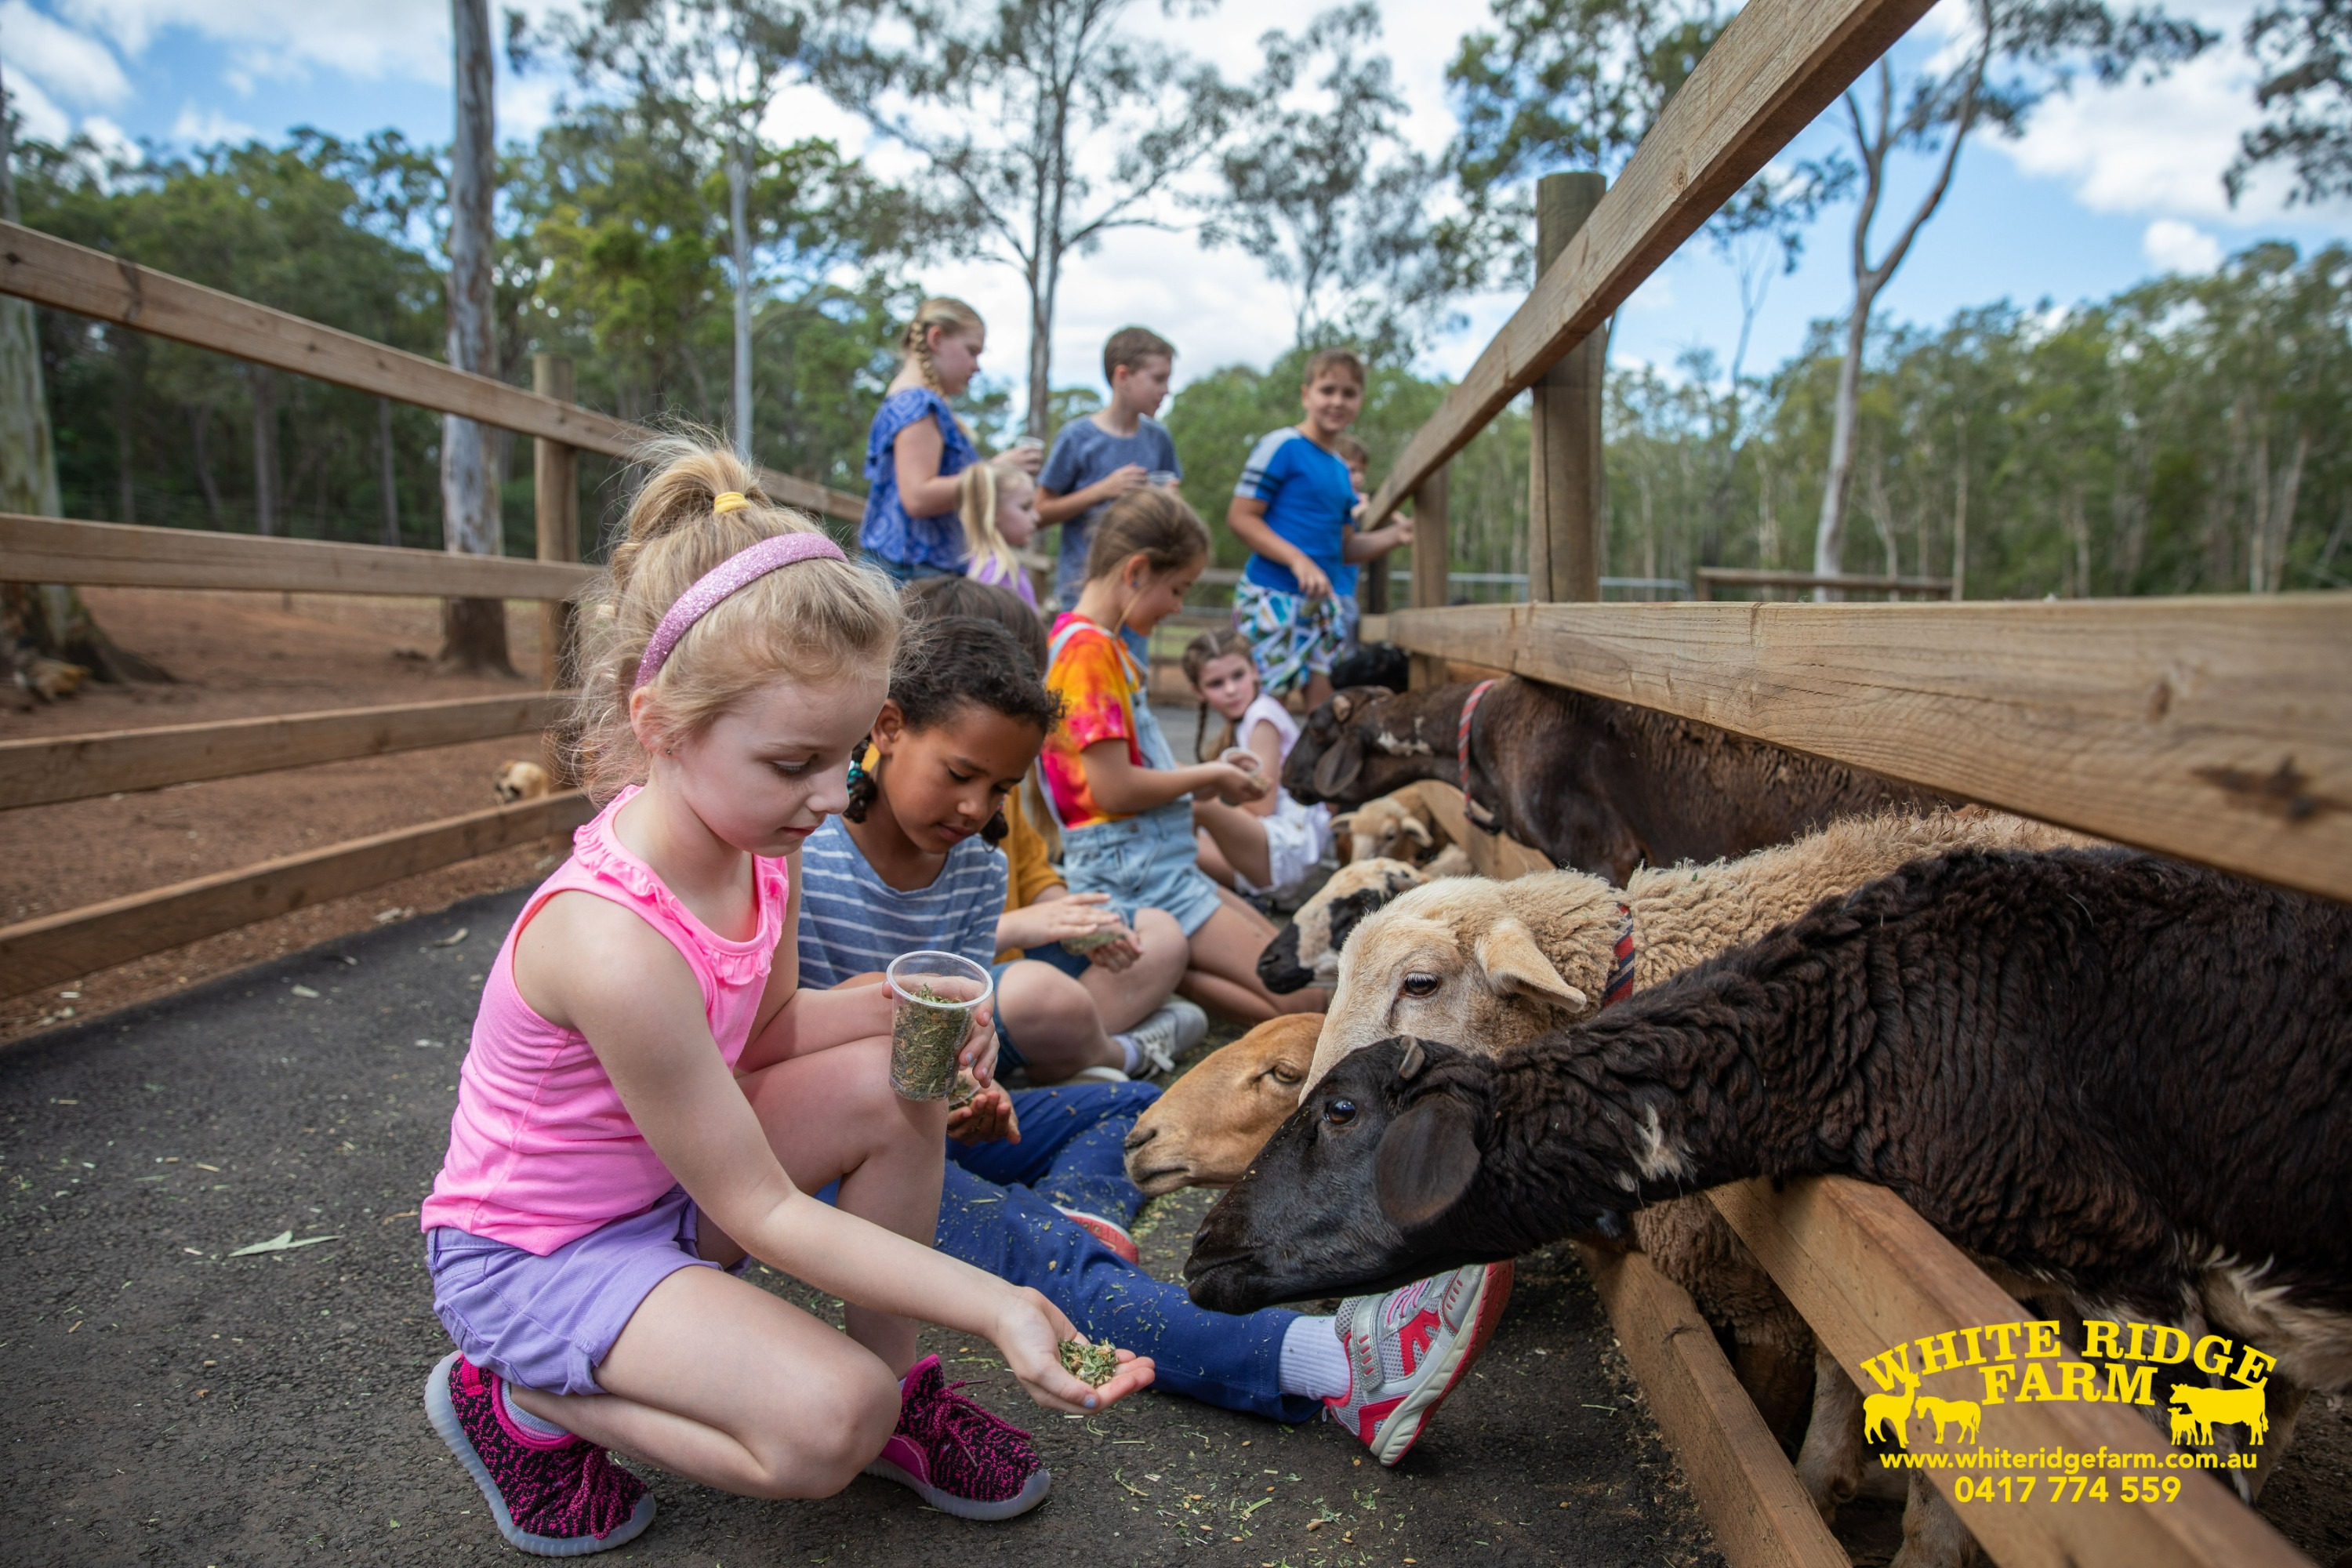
left=1401, top=973, right=1441, bottom=999
left=1269, top=1065, right=1301, bottom=1086
left=1323, top=1098, right=1357, bottom=1127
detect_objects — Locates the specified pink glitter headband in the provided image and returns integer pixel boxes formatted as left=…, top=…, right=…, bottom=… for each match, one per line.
left=633, top=530, right=847, bottom=688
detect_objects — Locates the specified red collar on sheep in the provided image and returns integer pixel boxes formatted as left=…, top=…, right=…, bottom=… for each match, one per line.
left=1457, top=679, right=1497, bottom=818
left=1604, top=902, right=1637, bottom=1008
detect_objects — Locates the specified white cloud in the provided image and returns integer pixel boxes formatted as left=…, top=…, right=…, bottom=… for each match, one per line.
left=2, top=0, right=132, bottom=107
left=169, top=101, right=255, bottom=145
left=58, top=0, right=448, bottom=82
left=1, top=63, right=71, bottom=139
left=2142, top=216, right=2222, bottom=274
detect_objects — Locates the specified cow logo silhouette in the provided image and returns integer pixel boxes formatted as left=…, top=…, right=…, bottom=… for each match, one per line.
left=2169, top=1380, right=2270, bottom=1446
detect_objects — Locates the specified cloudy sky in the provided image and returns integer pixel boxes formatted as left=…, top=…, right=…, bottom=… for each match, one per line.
left=5, top=0, right=2347, bottom=406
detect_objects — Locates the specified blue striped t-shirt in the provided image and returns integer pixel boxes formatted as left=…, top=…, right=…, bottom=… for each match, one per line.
left=794, top=816, right=1007, bottom=989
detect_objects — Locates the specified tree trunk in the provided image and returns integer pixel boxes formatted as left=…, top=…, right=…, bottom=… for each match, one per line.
left=439, top=0, right=514, bottom=676
left=377, top=396, right=401, bottom=546
left=0, top=66, right=167, bottom=687
left=190, top=404, right=225, bottom=528
left=729, top=126, right=753, bottom=462
left=247, top=363, right=281, bottom=535
left=1812, top=294, right=1872, bottom=597
left=1949, top=413, right=1968, bottom=601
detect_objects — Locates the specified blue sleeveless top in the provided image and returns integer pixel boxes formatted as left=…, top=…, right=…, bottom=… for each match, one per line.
left=861, top=387, right=979, bottom=571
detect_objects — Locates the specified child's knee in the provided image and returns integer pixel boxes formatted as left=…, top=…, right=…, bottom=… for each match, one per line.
left=745, top=1357, right=900, bottom=1497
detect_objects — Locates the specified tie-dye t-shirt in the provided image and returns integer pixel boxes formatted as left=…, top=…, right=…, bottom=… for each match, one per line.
left=1043, top=614, right=1143, bottom=830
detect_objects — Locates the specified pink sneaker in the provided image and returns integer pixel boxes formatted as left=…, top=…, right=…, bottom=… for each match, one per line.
left=864, top=1355, right=1051, bottom=1520
left=423, top=1352, right=654, bottom=1556
left=1055, top=1207, right=1142, bottom=1264
left=1324, top=1261, right=1514, bottom=1467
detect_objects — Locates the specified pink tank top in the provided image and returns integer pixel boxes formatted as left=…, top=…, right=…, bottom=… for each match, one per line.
left=420, top=786, right=794, bottom=1254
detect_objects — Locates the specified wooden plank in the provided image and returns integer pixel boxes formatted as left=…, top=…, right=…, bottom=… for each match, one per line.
left=1409, top=469, right=1451, bottom=690
left=1576, top=1242, right=1849, bottom=1568
left=0, top=693, right=571, bottom=809
left=1380, top=597, right=2352, bottom=903
left=2, top=514, right=592, bottom=598
left=534, top=352, right=582, bottom=691
left=1359, top=0, right=1936, bottom=528
left=1700, top=567, right=1953, bottom=597
left=0, top=220, right=862, bottom=523
left=0, top=792, right=594, bottom=996
left=1711, top=1177, right=2311, bottom=1568
left=1527, top=173, right=1608, bottom=604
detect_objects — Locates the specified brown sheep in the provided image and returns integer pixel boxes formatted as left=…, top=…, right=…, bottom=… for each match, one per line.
left=493, top=759, right=554, bottom=804
left=1283, top=680, right=1946, bottom=883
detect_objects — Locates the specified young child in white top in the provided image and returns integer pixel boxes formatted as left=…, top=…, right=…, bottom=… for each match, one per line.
left=1182, top=628, right=1334, bottom=901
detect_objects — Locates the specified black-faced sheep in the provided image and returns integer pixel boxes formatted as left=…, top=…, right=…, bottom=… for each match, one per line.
left=1187, top=849, right=2352, bottom=1524
left=1283, top=680, right=1947, bottom=882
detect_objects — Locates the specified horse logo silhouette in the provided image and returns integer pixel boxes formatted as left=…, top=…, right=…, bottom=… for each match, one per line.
left=1915, top=1395, right=1983, bottom=1445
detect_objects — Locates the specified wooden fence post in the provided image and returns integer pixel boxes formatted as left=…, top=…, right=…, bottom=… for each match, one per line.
left=1409, top=464, right=1450, bottom=688
left=1526, top=172, right=1608, bottom=604
left=532, top=352, right=579, bottom=692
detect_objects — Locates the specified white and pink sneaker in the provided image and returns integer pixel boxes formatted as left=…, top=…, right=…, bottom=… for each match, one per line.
left=1323, top=1261, right=1514, bottom=1466
left=1054, top=1207, right=1141, bottom=1264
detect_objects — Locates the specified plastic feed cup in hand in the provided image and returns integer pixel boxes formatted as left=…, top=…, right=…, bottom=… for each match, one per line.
left=1218, top=747, right=1262, bottom=775
left=1146, top=470, right=1179, bottom=488
left=886, top=951, right=989, bottom=1101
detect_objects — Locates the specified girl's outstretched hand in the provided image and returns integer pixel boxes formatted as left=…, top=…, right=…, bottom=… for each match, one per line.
left=959, top=996, right=999, bottom=1087
left=990, top=1287, right=1156, bottom=1414
left=1206, top=761, right=1273, bottom=807
left=947, top=1080, right=1020, bottom=1145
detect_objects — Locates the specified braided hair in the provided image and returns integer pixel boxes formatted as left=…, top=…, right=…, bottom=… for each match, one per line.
left=844, top=615, right=1063, bottom=847
left=1181, top=626, right=1256, bottom=760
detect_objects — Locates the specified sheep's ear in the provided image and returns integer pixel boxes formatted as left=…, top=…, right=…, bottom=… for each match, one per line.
left=1475, top=920, right=1589, bottom=1012
left=1330, top=693, right=1357, bottom=723
left=1400, top=818, right=1434, bottom=848
left=1377, top=1096, right=1479, bottom=1232
left=1331, top=811, right=1360, bottom=837
left=1313, top=739, right=1364, bottom=798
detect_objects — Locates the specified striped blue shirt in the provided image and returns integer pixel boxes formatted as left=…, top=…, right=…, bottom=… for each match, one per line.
left=795, top=816, right=1007, bottom=989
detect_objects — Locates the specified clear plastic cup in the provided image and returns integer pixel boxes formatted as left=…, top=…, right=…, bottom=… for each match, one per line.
left=1218, top=746, right=1262, bottom=775
left=1013, top=434, right=1046, bottom=452
left=886, top=951, right=990, bottom=1101
left=1146, top=469, right=1179, bottom=488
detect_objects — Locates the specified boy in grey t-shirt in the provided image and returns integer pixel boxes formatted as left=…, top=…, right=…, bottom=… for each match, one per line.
left=1038, top=326, right=1182, bottom=606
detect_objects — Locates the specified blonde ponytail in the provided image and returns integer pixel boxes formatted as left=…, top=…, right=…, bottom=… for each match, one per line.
left=958, top=462, right=1028, bottom=592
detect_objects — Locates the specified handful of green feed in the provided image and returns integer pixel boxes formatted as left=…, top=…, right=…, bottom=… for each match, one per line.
left=1058, top=1338, right=1121, bottom=1387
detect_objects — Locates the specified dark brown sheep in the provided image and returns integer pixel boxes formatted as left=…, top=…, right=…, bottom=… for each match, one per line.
left=1282, top=679, right=1946, bottom=882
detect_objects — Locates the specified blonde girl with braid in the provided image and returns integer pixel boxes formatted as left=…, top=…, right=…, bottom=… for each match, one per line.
left=862, top=298, right=1040, bottom=585
left=420, top=437, right=1148, bottom=1556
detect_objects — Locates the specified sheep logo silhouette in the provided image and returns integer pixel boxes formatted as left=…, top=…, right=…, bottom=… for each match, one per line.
left=2169, top=1380, right=2270, bottom=1446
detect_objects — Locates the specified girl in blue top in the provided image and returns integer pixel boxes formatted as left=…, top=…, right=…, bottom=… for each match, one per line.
left=862, top=298, right=1040, bottom=583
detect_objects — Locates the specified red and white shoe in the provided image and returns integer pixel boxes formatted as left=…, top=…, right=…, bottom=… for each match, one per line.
left=1323, top=1261, right=1513, bottom=1467
left=1054, top=1207, right=1141, bottom=1265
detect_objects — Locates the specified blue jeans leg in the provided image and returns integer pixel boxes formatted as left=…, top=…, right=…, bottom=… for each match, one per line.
left=948, top=1084, right=1160, bottom=1225
left=935, top=1163, right=1317, bottom=1424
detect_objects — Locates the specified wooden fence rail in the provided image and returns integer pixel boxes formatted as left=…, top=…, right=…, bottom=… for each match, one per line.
left=0, top=791, right=593, bottom=996
left=1381, top=597, right=2352, bottom=905
left=0, top=693, right=571, bottom=811
left=0, top=220, right=863, bottom=524
left=1697, top=568, right=1955, bottom=599
left=2, top=514, right=595, bottom=600
left=1359, top=0, right=1936, bottom=528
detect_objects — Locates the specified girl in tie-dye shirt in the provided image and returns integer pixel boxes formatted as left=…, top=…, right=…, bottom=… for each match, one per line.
left=1041, top=490, right=1327, bottom=1025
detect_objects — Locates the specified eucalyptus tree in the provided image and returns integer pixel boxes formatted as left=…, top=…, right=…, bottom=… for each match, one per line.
left=810, top=0, right=1243, bottom=437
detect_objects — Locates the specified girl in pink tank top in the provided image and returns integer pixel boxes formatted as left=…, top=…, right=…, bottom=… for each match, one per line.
left=417, top=443, right=1149, bottom=1559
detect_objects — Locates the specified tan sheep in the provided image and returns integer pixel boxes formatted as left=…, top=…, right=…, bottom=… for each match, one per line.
left=1120, top=1014, right=1321, bottom=1197
left=1308, top=805, right=2100, bottom=1528
left=1332, top=780, right=1547, bottom=880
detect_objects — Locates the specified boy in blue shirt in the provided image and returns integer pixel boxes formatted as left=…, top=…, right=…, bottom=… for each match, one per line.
left=1227, top=349, right=1414, bottom=707
left=1038, top=326, right=1183, bottom=610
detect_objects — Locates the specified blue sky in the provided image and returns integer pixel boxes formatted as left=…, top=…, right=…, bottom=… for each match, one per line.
left=5, top=0, right=2347, bottom=404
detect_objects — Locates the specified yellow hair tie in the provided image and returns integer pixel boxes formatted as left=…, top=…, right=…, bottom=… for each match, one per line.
left=713, top=491, right=750, bottom=515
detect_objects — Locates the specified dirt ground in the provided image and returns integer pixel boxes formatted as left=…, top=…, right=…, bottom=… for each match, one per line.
left=2, top=588, right=570, bottom=1047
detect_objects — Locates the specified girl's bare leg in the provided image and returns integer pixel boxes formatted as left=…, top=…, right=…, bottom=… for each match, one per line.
left=1195, top=827, right=1238, bottom=889
left=514, top=1267, right=899, bottom=1499
left=508, top=1037, right=935, bottom=1498
left=1193, top=800, right=1272, bottom=888
left=1179, top=894, right=1324, bottom=1024
left=1078, top=907, right=1187, bottom=1033
left=993, top=960, right=1122, bottom=1080
left=1301, top=671, right=1334, bottom=711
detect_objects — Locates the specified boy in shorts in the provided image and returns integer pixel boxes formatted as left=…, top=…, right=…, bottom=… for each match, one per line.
left=1226, top=349, right=1413, bottom=708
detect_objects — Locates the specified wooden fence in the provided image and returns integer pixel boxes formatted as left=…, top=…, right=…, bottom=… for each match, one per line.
left=1348, top=0, right=2343, bottom=1557
left=0, top=224, right=864, bottom=999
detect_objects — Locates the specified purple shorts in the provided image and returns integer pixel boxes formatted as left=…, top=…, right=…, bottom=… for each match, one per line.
left=426, top=1185, right=749, bottom=1396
